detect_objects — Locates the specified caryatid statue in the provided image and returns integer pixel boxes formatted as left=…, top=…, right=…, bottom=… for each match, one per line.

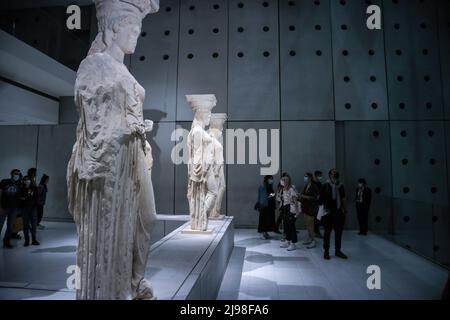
left=186, top=94, right=218, bottom=231
left=208, top=113, right=227, bottom=219
left=144, top=120, right=154, bottom=171
left=66, top=0, right=159, bottom=300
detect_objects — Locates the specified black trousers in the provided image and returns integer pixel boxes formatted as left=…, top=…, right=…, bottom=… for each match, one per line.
left=356, top=203, right=369, bottom=234
left=258, top=206, right=276, bottom=233
left=276, top=210, right=283, bottom=230
left=322, top=210, right=345, bottom=252
left=22, top=206, right=37, bottom=243
left=281, top=205, right=297, bottom=243
left=37, top=205, right=44, bottom=224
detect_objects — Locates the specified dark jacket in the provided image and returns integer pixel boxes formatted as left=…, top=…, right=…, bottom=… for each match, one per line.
left=443, top=274, right=450, bottom=300
left=256, top=183, right=275, bottom=210
left=320, top=181, right=346, bottom=212
left=20, top=185, right=38, bottom=208
left=0, top=179, right=21, bottom=208
left=313, top=181, right=322, bottom=191
left=37, top=184, right=48, bottom=206
left=355, top=187, right=372, bottom=210
left=300, top=183, right=320, bottom=216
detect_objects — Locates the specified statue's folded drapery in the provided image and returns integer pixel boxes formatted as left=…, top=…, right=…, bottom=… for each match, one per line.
left=187, top=125, right=217, bottom=231
left=67, top=53, right=156, bottom=300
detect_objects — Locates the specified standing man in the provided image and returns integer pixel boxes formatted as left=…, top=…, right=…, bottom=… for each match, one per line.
left=313, top=170, right=324, bottom=238
left=320, top=169, right=348, bottom=260
left=356, top=178, right=372, bottom=236
left=0, top=169, right=22, bottom=248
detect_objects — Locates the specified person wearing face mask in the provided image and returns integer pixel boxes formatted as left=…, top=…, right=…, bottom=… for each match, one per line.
left=320, top=169, right=347, bottom=260
left=276, top=175, right=299, bottom=251
left=356, top=178, right=372, bottom=236
left=20, top=176, right=40, bottom=246
left=300, top=173, right=320, bottom=249
left=274, top=172, right=289, bottom=236
left=0, top=169, right=22, bottom=248
left=313, top=170, right=324, bottom=238
left=254, top=175, right=277, bottom=239
left=27, top=168, right=37, bottom=188
left=37, top=174, right=50, bottom=229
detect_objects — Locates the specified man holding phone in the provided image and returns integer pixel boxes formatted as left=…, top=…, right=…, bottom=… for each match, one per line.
left=320, top=169, right=348, bottom=260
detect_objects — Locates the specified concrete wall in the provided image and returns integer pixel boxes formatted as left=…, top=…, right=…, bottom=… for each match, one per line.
left=0, top=0, right=449, bottom=266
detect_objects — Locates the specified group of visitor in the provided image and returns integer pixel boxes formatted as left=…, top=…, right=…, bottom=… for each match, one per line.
left=255, top=169, right=372, bottom=260
left=0, top=168, right=49, bottom=248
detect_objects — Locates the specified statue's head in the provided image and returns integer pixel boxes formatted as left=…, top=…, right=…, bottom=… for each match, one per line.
left=89, top=0, right=159, bottom=55
left=209, top=113, right=227, bottom=132
left=186, top=94, right=217, bottom=127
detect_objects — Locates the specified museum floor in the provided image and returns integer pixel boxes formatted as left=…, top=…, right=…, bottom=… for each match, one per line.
left=0, top=222, right=448, bottom=300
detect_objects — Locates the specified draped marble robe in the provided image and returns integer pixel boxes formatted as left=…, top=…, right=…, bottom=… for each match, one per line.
left=67, top=52, right=157, bottom=300
left=186, top=124, right=217, bottom=231
left=208, top=129, right=225, bottom=218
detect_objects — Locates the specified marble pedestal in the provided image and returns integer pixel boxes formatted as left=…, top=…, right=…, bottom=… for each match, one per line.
left=209, top=215, right=225, bottom=220
left=181, top=227, right=215, bottom=235
left=146, top=216, right=234, bottom=299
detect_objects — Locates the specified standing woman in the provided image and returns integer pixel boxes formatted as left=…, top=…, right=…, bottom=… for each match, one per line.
left=277, top=175, right=299, bottom=251
left=20, top=176, right=39, bottom=246
left=300, top=173, right=320, bottom=248
left=27, top=168, right=37, bottom=188
left=37, top=174, right=49, bottom=229
left=275, top=172, right=289, bottom=236
left=356, top=178, right=372, bottom=235
left=255, top=175, right=276, bottom=239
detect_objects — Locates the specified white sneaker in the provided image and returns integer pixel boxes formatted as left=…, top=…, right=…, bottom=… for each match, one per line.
left=280, top=241, right=290, bottom=248
left=287, top=243, right=297, bottom=251
left=306, top=240, right=316, bottom=249
left=303, top=238, right=312, bottom=245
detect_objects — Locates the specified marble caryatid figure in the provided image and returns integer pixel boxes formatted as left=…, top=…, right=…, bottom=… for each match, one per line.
left=144, top=120, right=154, bottom=170
left=66, top=0, right=159, bottom=300
left=208, top=113, right=227, bottom=219
left=186, top=94, right=218, bottom=231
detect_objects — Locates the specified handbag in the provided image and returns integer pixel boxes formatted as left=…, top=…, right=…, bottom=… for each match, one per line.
left=296, top=200, right=302, bottom=215
left=317, top=205, right=329, bottom=221
left=12, top=216, right=23, bottom=233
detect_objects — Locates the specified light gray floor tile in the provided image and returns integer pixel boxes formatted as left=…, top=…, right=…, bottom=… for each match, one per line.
left=218, top=229, right=449, bottom=300
left=1, top=224, right=448, bottom=300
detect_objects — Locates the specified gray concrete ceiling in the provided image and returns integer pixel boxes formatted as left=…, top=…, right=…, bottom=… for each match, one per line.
left=0, top=0, right=92, bottom=10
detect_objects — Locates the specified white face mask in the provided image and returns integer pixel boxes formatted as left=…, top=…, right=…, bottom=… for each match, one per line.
left=304, top=177, right=309, bottom=183
left=358, top=183, right=364, bottom=188
left=12, top=174, right=20, bottom=181
left=24, top=181, right=31, bottom=187
left=268, top=179, right=273, bottom=185
left=280, top=180, right=286, bottom=187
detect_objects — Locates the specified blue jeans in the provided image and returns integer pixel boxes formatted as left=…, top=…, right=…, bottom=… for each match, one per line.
left=0, top=207, right=18, bottom=242
left=22, top=206, right=37, bottom=243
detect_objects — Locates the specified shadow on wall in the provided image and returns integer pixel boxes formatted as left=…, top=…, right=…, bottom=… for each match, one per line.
left=144, top=109, right=167, bottom=197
